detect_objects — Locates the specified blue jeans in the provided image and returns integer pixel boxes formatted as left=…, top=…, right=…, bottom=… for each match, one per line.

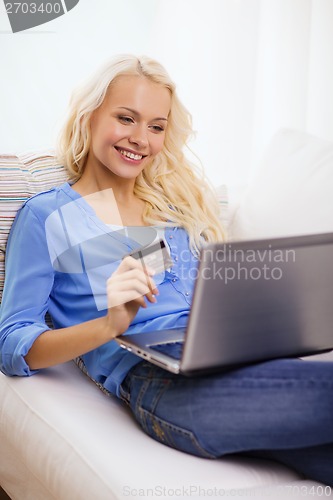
left=119, top=358, right=333, bottom=485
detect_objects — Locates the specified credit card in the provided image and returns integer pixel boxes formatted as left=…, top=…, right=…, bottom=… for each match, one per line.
left=126, top=239, right=173, bottom=274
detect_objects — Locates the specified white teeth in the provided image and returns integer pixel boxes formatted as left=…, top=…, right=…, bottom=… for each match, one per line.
left=119, top=149, right=143, bottom=160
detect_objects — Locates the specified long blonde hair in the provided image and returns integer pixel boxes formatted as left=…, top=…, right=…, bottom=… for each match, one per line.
left=57, top=54, right=226, bottom=254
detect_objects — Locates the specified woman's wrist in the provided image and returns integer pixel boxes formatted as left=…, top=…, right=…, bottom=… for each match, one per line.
left=101, top=314, right=120, bottom=342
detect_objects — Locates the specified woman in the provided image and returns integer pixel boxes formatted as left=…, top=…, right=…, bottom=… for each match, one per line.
left=0, top=54, right=332, bottom=485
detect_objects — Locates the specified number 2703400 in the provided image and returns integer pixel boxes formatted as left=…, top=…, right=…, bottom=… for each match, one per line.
left=5, top=3, right=62, bottom=14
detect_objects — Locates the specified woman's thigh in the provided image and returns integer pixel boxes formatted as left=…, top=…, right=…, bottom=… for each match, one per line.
left=120, top=357, right=333, bottom=459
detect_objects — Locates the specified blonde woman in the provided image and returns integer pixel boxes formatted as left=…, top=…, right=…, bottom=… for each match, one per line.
left=0, top=55, right=332, bottom=486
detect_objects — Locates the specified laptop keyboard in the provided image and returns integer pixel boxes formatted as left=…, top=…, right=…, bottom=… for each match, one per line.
left=150, top=341, right=184, bottom=360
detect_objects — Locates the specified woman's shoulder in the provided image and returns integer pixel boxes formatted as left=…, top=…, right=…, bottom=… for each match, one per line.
left=21, top=182, right=75, bottom=221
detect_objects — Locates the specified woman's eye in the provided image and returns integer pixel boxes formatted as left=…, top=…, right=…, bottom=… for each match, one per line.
left=151, top=125, right=165, bottom=133
left=118, top=116, right=134, bottom=124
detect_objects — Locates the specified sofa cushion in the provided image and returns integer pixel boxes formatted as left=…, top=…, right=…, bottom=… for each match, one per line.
left=0, top=361, right=303, bottom=500
left=230, top=129, right=333, bottom=240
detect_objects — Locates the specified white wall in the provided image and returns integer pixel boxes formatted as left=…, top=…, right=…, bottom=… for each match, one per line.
left=0, top=0, right=162, bottom=151
left=307, top=0, right=333, bottom=141
left=250, top=0, right=312, bottom=174
left=0, top=0, right=333, bottom=186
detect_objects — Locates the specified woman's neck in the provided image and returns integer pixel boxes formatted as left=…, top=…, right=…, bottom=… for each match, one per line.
left=71, top=174, right=147, bottom=226
left=72, top=168, right=135, bottom=199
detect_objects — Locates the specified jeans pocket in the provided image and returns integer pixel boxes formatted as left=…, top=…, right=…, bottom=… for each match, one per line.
left=137, top=407, right=216, bottom=459
left=127, top=362, right=216, bottom=458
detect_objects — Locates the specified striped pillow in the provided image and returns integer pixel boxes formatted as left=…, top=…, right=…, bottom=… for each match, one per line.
left=0, top=152, right=69, bottom=302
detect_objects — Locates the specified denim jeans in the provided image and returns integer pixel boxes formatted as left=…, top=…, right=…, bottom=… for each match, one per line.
left=119, top=357, right=333, bottom=485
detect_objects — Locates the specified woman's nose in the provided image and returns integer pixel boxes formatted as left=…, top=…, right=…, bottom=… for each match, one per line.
left=129, top=125, right=148, bottom=148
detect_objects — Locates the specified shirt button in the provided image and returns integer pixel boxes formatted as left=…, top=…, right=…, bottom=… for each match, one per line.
left=172, top=278, right=177, bottom=283
left=185, top=292, right=190, bottom=296
left=174, top=256, right=178, bottom=262
left=169, top=235, right=173, bottom=239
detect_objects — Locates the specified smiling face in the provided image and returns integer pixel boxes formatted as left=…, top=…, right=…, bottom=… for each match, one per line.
left=85, top=75, right=171, bottom=184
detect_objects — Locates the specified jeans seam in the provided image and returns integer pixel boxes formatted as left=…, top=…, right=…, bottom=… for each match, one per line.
left=140, top=408, right=216, bottom=459
left=130, top=368, right=216, bottom=459
left=119, top=384, right=130, bottom=405
left=135, top=373, right=153, bottom=415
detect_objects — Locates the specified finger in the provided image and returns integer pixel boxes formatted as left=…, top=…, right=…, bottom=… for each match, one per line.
left=107, top=289, right=147, bottom=308
left=120, top=255, right=155, bottom=277
left=133, top=295, right=147, bottom=308
left=107, top=281, right=158, bottom=308
left=108, top=271, right=154, bottom=293
left=109, top=268, right=158, bottom=295
left=107, top=277, right=150, bottom=298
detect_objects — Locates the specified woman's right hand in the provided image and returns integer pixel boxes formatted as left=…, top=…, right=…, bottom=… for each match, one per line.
left=105, top=256, right=159, bottom=339
left=24, top=256, right=158, bottom=371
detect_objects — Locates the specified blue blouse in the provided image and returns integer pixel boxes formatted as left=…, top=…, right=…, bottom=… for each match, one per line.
left=0, top=183, right=199, bottom=396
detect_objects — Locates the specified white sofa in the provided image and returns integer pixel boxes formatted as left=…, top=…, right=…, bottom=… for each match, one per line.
left=1, top=129, right=333, bottom=499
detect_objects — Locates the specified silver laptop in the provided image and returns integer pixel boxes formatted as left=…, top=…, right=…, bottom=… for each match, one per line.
left=116, top=232, right=333, bottom=375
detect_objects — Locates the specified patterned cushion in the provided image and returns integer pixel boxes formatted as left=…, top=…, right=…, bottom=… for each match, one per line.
left=0, top=152, right=68, bottom=301
left=0, top=152, right=228, bottom=302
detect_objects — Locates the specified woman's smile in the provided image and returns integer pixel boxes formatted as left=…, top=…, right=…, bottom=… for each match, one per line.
left=114, top=145, right=147, bottom=163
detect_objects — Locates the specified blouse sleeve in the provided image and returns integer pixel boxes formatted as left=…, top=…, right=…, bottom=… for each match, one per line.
left=0, top=204, right=54, bottom=376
